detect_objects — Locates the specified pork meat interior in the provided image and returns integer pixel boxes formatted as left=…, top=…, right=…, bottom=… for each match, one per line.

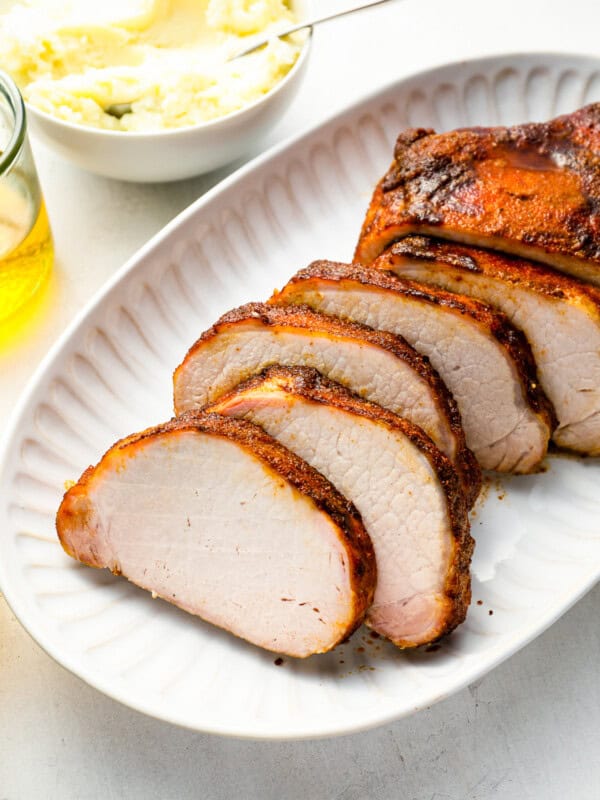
left=272, top=262, right=555, bottom=473
left=377, top=236, right=600, bottom=455
left=173, top=302, right=480, bottom=504
left=209, top=366, right=473, bottom=647
left=56, top=413, right=376, bottom=658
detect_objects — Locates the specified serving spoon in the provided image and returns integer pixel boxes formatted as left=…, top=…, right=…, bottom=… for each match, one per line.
left=106, top=0, right=398, bottom=118
left=230, top=0, right=398, bottom=59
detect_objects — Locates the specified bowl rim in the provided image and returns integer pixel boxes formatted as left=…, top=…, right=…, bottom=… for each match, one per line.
left=24, top=29, right=313, bottom=140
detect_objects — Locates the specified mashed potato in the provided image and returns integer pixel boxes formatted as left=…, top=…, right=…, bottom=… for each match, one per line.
left=0, top=0, right=301, bottom=131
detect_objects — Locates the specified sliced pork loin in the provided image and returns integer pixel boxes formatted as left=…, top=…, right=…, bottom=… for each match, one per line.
left=272, top=262, right=555, bottom=473
left=57, top=413, right=376, bottom=658
left=209, top=366, right=473, bottom=647
left=173, top=303, right=480, bottom=505
left=376, top=236, right=600, bottom=455
left=354, top=105, right=600, bottom=286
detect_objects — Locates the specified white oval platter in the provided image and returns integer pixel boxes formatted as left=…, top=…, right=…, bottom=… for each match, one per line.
left=1, top=53, right=599, bottom=739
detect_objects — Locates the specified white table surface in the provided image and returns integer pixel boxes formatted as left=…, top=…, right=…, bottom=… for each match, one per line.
left=1, top=1, right=599, bottom=797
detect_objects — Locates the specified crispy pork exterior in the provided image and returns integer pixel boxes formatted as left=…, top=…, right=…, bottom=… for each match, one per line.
left=354, top=105, right=600, bottom=285
left=209, top=366, right=473, bottom=648
left=173, top=302, right=480, bottom=505
left=273, top=262, right=555, bottom=473
left=56, top=413, right=376, bottom=658
left=376, top=236, right=600, bottom=455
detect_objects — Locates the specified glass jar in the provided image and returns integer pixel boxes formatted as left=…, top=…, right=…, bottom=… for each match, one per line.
left=0, top=70, right=53, bottom=324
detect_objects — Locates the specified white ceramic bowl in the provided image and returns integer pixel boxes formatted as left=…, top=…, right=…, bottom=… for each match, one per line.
left=25, top=2, right=312, bottom=183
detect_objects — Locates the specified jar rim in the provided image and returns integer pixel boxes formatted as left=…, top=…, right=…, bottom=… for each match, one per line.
left=0, top=70, right=26, bottom=175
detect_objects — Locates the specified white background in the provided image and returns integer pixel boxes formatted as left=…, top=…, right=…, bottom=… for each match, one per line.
left=1, top=0, right=599, bottom=797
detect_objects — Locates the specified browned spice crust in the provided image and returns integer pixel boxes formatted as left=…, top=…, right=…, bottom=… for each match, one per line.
left=282, top=260, right=557, bottom=437
left=56, top=464, right=105, bottom=566
left=174, top=301, right=447, bottom=401
left=382, top=235, right=600, bottom=311
left=354, top=104, right=600, bottom=278
left=57, top=413, right=376, bottom=650
left=210, top=365, right=475, bottom=646
left=174, top=300, right=481, bottom=506
left=178, top=300, right=461, bottom=387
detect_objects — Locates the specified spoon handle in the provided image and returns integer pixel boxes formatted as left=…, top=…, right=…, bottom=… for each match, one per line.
left=231, top=0, right=399, bottom=60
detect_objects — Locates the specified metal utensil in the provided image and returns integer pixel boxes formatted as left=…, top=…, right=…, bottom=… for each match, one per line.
left=230, top=0, right=398, bottom=60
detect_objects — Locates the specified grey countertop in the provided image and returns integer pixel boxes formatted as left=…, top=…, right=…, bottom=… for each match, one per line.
left=2, top=585, right=598, bottom=799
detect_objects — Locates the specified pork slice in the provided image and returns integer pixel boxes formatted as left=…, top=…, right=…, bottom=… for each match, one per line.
left=377, top=236, right=600, bottom=455
left=272, top=262, right=555, bottom=473
left=56, top=413, right=376, bottom=658
left=354, top=105, right=600, bottom=285
left=209, top=366, right=472, bottom=647
left=173, top=303, right=480, bottom=506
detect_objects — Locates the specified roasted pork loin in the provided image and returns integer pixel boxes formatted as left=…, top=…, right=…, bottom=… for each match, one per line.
left=209, top=366, right=473, bottom=647
left=272, top=262, right=555, bottom=473
left=57, top=413, right=376, bottom=658
left=174, top=302, right=480, bottom=504
left=355, top=105, right=600, bottom=285
left=376, top=236, right=600, bottom=455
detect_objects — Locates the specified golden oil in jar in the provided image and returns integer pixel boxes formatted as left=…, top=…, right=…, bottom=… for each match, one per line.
left=0, top=185, right=53, bottom=323
left=0, top=70, right=54, bottom=326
